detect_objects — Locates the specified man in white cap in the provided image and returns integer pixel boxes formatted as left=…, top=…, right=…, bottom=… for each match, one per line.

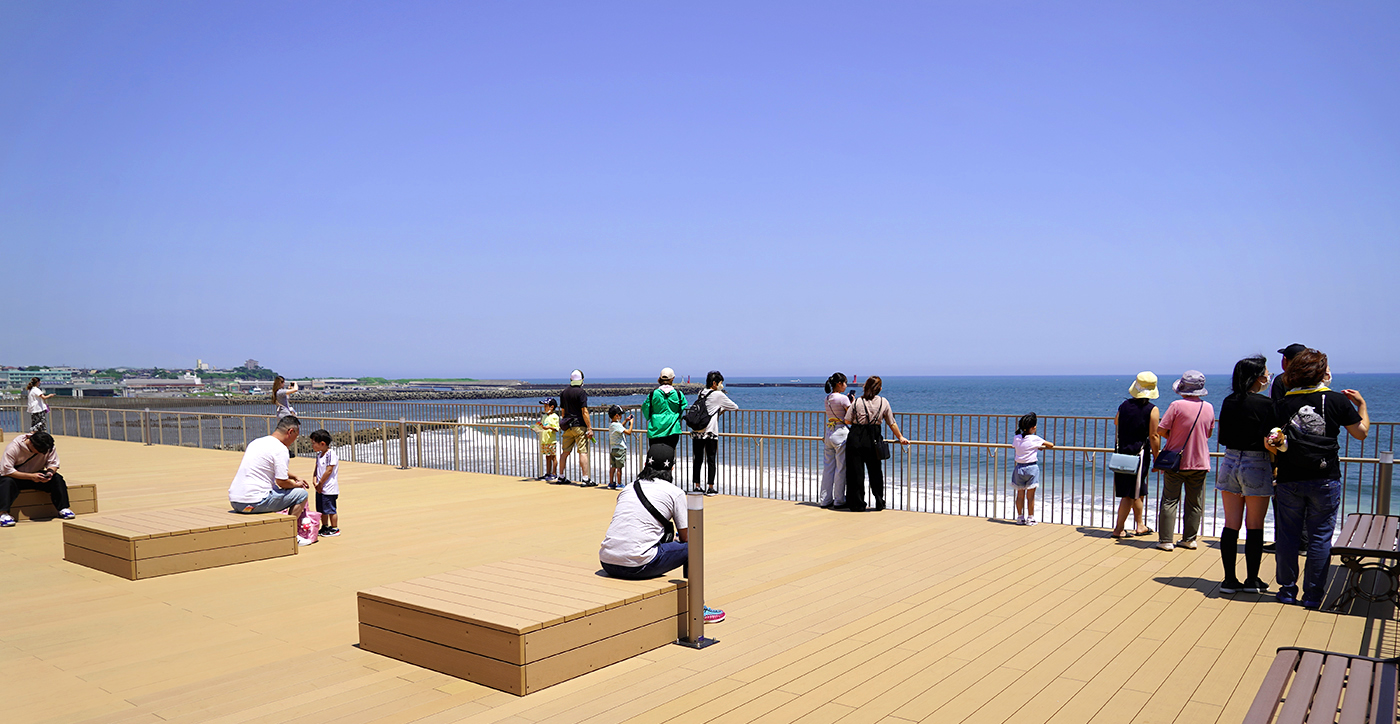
left=642, top=367, right=688, bottom=453
left=557, top=369, right=594, bottom=486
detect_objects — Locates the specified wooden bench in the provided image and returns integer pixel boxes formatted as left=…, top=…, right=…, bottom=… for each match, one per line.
left=358, top=557, right=687, bottom=695
left=11, top=483, right=98, bottom=520
left=1244, top=647, right=1398, bottom=724
left=1329, top=514, right=1400, bottom=611
left=63, top=507, right=297, bottom=580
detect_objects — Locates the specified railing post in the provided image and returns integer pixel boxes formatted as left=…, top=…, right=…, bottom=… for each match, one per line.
left=493, top=427, right=501, bottom=475
left=1378, top=452, right=1394, bottom=516
left=397, top=418, right=409, bottom=470
left=453, top=424, right=460, bottom=472
left=758, top=438, right=765, bottom=497
left=416, top=424, right=424, bottom=468
left=142, top=408, right=151, bottom=446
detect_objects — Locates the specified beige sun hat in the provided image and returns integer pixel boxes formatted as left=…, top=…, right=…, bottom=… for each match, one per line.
left=1129, top=371, right=1160, bottom=399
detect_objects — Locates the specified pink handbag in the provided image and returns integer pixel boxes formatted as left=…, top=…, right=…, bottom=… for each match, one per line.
left=296, top=507, right=321, bottom=544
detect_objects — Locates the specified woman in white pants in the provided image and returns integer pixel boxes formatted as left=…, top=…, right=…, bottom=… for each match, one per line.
left=820, top=372, right=853, bottom=509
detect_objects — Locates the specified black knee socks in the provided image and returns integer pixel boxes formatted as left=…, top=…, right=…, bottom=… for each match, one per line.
left=1220, top=527, right=1239, bottom=581
left=1245, top=528, right=1264, bottom=582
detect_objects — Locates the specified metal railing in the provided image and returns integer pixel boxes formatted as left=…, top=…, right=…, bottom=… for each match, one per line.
left=7, top=403, right=1394, bottom=536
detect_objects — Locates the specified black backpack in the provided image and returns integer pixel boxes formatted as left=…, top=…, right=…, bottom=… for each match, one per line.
left=684, top=390, right=715, bottom=431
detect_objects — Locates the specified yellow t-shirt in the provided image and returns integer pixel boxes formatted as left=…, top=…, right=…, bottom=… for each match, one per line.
left=537, top=412, right=560, bottom=445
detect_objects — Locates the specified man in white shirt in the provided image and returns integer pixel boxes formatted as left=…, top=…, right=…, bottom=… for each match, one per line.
left=599, top=443, right=690, bottom=579
left=228, top=416, right=309, bottom=518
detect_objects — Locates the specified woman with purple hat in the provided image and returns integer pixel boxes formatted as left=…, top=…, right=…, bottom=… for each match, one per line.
left=1153, top=371, right=1216, bottom=552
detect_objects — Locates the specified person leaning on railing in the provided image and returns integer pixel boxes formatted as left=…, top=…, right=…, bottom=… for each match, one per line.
left=1111, top=372, right=1160, bottom=539
left=1266, top=348, right=1369, bottom=608
left=820, top=372, right=852, bottom=510
left=1215, top=355, right=1278, bottom=596
left=842, top=376, right=910, bottom=513
left=642, top=368, right=688, bottom=453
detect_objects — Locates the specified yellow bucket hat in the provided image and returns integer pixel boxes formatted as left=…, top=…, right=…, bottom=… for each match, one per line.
left=1129, top=371, right=1159, bottom=400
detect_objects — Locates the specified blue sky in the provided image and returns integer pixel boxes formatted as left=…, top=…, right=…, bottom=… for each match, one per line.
left=3, top=2, right=1397, bottom=379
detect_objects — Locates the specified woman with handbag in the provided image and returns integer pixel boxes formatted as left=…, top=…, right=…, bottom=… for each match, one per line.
left=1214, top=355, right=1277, bottom=595
left=1267, top=348, right=1368, bottom=607
left=1153, top=371, right=1215, bottom=552
left=1110, top=372, right=1160, bottom=539
left=842, top=376, right=910, bottom=512
left=819, top=372, right=853, bottom=509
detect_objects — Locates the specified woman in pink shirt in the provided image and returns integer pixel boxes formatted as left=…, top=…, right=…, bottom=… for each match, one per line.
left=1153, top=371, right=1216, bottom=551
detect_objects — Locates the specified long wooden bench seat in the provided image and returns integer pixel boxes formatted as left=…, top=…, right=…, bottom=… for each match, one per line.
left=1243, top=647, right=1398, bottom=724
left=63, top=507, right=297, bottom=580
left=12, top=483, right=98, bottom=520
left=358, top=557, right=687, bottom=695
left=1329, top=513, right=1400, bottom=611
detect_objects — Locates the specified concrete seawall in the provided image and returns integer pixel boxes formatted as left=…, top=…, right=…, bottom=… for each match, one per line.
left=41, top=384, right=705, bottom=409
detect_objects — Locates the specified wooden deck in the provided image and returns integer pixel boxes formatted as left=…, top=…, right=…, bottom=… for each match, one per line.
left=2, top=435, right=1396, bottom=724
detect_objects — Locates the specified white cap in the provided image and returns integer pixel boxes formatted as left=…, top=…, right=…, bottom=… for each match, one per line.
left=569, top=369, right=583, bottom=385
left=660, top=367, right=675, bottom=380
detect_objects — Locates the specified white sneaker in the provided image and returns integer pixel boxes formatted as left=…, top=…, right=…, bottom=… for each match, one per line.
left=58, top=508, right=76, bottom=520
left=0, top=513, right=14, bottom=528
left=1016, top=515, right=1027, bottom=525
left=1026, top=517, right=1038, bottom=526
left=297, top=536, right=315, bottom=546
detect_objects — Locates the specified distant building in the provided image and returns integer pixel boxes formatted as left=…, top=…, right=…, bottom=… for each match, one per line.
left=123, top=373, right=203, bottom=394
left=196, top=359, right=212, bottom=371
left=312, top=378, right=358, bottom=390
left=4, top=368, right=76, bottom=388
left=245, top=359, right=260, bottom=369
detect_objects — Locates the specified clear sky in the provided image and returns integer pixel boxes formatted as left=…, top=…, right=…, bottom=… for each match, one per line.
left=3, top=2, right=1397, bottom=380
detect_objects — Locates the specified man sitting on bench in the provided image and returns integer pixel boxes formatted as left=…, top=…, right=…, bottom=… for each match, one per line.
left=598, top=443, right=724, bottom=623
left=0, top=432, right=72, bottom=527
left=228, top=415, right=310, bottom=530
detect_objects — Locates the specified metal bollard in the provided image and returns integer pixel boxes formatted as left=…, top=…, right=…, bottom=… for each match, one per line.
left=676, top=492, right=718, bottom=649
left=1378, top=452, right=1394, bottom=516
left=397, top=418, right=409, bottom=470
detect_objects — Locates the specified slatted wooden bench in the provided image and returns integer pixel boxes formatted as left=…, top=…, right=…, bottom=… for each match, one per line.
left=11, top=483, right=98, bottom=520
left=1244, top=647, right=1398, bottom=724
left=63, top=507, right=297, bottom=580
left=358, top=557, right=687, bottom=695
left=1329, top=514, right=1400, bottom=611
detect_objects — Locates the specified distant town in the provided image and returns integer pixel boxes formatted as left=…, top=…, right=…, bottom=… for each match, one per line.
left=0, top=359, right=492, bottom=399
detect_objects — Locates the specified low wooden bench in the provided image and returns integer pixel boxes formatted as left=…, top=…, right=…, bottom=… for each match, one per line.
left=358, top=557, right=687, bottom=695
left=12, top=483, right=98, bottom=520
left=63, top=507, right=297, bottom=580
left=1329, top=514, right=1400, bottom=611
left=1243, top=647, right=1398, bottom=724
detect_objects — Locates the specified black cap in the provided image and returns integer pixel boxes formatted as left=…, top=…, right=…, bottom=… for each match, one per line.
left=1277, top=344, right=1307, bottom=360
left=645, top=443, right=675, bottom=470
left=607, top=405, right=624, bottom=417
left=540, top=398, right=557, bottom=407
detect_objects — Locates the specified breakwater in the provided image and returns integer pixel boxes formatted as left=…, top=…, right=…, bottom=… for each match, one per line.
left=39, top=384, right=704, bottom=410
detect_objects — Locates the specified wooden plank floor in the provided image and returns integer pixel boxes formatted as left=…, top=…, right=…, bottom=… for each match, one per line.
left=2, top=435, right=1395, bottom=724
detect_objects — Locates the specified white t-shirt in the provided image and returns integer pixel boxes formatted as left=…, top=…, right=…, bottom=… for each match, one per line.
left=692, top=389, right=739, bottom=438
left=228, top=435, right=290, bottom=503
left=599, top=478, right=689, bottom=567
left=275, top=388, right=295, bottom=418
left=27, top=387, right=47, bottom=413
left=1013, top=434, right=1047, bottom=464
left=315, top=449, right=339, bottom=495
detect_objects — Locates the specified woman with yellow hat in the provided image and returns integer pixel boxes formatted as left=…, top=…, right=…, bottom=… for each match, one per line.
left=1110, top=372, right=1161, bottom=538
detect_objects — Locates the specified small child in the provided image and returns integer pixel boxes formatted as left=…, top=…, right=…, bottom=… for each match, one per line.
left=309, top=429, right=340, bottom=537
left=532, top=398, right=560, bottom=482
left=1011, top=413, right=1054, bottom=526
left=607, top=405, right=634, bottom=490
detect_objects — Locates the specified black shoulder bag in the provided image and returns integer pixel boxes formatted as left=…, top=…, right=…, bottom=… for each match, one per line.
left=1283, top=393, right=1340, bottom=476
left=632, top=481, right=676, bottom=545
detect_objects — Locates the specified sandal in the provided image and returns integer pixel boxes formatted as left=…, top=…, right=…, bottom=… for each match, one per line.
left=1111, top=530, right=1130, bottom=539
left=1134, top=528, right=1155, bottom=537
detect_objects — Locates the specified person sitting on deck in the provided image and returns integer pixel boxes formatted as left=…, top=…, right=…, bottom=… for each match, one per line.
left=0, top=432, right=73, bottom=527
left=598, top=443, right=724, bottom=623
left=228, top=415, right=310, bottom=525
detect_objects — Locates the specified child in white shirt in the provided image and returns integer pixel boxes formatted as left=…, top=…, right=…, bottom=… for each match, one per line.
left=309, top=430, right=340, bottom=537
left=1011, top=413, right=1055, bottom=526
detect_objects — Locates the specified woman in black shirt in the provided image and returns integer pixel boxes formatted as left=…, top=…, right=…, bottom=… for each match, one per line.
left=1214, top=356, right=1276, bottom=595
left=1111, top=372, right=1161, bottom=539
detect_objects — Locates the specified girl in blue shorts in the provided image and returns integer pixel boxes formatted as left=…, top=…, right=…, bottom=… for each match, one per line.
left=1011, top=413, right=1055, bottom=526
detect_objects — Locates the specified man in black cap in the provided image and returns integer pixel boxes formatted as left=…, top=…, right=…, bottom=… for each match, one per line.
left=597, top=443, right=724, bottom=622
left=1271, top=344, right=1308, bottom=403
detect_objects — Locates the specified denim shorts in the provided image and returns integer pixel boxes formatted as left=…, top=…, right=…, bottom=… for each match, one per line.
left=231, top=486, right=308, bottom=514
left=1012, top=463, right=1040, bottom=490
left=1215, top=449, right=1274, bottom=497
left=316, top=493, right=338, bottom=516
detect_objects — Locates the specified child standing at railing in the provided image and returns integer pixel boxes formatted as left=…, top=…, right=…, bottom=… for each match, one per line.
left=607, top=405, right=634, bottom=490
left=1012, top=413, right=1055, bottom=526
left=532, top=399, right=560, bottom=482
left=309, top=429, right=340, bottom=537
